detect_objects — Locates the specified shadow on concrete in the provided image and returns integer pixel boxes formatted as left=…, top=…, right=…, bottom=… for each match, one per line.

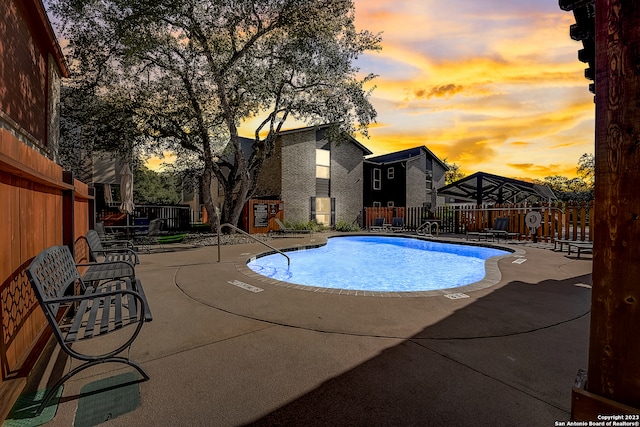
left=245, top=274, right=591, bottom=426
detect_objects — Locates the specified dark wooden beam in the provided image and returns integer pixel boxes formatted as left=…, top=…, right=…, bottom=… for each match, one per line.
left=574, top=0, right=640, bottom=416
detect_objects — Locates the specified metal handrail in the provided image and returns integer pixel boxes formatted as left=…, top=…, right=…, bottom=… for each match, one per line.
left=217, top=222, right=290, bottom=266
left=416, top=220, right=438, bottom=237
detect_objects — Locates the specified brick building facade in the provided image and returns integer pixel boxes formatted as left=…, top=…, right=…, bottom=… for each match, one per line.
left=254, top=125, right=372, bottom=226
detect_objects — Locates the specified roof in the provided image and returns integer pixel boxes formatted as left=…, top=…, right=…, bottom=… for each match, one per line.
left=438, top=171, right=557, bottom=204
left=278, top=124, right=373, bottom=155
left=365, top=146, right=449, bottom=170
left=25, top=0, right=69, bottom=77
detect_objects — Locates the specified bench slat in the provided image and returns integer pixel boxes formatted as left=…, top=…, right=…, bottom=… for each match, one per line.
left=114, top=291, right=123, bottom=330
left=99, top=294, right=112, bottom=335
left=67, top=297, right=89, bottom=342
left=81, top=261, right=135, bottom=283
left=86, top=294, right=103, bottom=338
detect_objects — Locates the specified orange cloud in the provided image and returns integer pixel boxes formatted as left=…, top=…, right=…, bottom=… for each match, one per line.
left=507, top=163, right=576, bottom=178
left=414, top=84, right=464, bottom=99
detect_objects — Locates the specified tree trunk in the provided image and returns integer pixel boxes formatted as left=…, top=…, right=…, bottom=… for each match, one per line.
left=201, top=166, right=218, bottom=232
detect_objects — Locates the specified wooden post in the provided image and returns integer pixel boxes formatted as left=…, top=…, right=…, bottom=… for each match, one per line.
left=62, top=171, right=75, bottom=256
left=573, top=0, right=640, bottom=417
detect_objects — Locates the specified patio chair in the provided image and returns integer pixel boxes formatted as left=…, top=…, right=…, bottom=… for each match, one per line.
left=369, top=217, right=388, bottom=232
left=94, top=222, right=135, bottom=250
left=135, top=218, right=168, bottom=252
left=389, top=217, right=405, bottom=232
left=484, top=217, right=519, bottom=242
left=273, top=218, right=312, bottom=237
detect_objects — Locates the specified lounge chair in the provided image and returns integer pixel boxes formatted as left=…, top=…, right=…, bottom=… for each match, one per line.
left=369, top=217, right=388, bottom=232
left=389, top=217, right=405, bottom=232
left=273, top=218, right=312, bottom=237
left=466, top=230, right=493, bottom=241
left=485, top=218, right=519, bottom=242
left=94, top=221, right=135, bottom=249
left=554, top=238, right=574, bottom=252
left=135, top=218, right=167, bottom=252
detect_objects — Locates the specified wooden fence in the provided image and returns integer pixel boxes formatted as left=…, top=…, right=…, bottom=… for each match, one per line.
left=0, top=130, right=92, bottom=418
left=97, top=204, right=191, bottom=231
left=364, top=201, right=594, bottom=242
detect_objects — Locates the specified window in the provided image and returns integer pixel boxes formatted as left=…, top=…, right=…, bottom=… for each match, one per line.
left=316, top=149, right=330, bottom=179
left=387, top=167, right=395, bottom=179
left=387, top=201, right=395, bottom=208
left=373, top=168, right=381, bottom=190
left=425, top=170, right=433, bottom=189
left=315, top=197, right=331, bottom=225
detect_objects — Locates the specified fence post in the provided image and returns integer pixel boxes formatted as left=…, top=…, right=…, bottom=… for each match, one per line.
left=62, top=171, right=75, bottom=256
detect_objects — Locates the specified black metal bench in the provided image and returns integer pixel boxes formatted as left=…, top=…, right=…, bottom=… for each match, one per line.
left=25, top=245, right=152, bottom=415
left=80, top=229, right=139, bottom=283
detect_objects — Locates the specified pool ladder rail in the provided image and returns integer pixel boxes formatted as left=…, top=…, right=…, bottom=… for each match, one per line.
left=415, top=221, right=439, bottom=237
left=217, top=222, right=291, bottom=266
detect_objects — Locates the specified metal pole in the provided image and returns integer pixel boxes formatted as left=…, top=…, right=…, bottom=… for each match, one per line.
left=215, top=207, right=221, bottom=263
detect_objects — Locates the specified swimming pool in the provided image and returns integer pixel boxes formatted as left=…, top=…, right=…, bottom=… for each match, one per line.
left=247, top=235, right=511, bottom=292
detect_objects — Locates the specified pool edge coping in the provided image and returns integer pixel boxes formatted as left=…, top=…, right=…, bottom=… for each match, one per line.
left=237, top=234, right=526, bottom=298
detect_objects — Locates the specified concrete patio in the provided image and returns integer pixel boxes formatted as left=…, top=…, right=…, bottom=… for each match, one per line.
left=23, top=232, right=592, bottom=426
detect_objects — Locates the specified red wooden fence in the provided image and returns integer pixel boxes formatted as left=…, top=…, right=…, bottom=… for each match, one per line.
left=0, top=130, right=91, bottom=419
left=364, top=201, right=594, bottom=243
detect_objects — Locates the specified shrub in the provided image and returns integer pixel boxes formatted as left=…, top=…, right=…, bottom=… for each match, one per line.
left=334, top=221, right=361, bottom=232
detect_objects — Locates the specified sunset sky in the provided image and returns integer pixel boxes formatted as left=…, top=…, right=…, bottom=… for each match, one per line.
left=346, top=0, right=595, bottom=179
left=53, top=0, right=593, bottom=179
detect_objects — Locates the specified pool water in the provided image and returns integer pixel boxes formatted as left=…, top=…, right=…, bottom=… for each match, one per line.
left=247, top=236, right=510, bottom=292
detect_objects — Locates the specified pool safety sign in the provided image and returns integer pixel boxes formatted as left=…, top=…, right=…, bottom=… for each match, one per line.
left=228, top=280, right=264, bottom=293
left=444, top=293, right=469, bottom=300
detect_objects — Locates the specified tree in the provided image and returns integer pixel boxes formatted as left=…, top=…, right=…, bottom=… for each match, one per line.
left=57, top=86, right=144, bottom=182
left=133, top=164, right=182, bottom=205
left=531, top=154, right=594, bottom=202
left=442, top=158, right=465, bottom=185
left=577, top=152, right=595, bottom=188
left=50, top=0, right=381, bottom=229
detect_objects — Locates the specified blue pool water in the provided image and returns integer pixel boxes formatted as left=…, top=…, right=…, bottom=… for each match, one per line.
left=247, top=236, right=510, bottom=292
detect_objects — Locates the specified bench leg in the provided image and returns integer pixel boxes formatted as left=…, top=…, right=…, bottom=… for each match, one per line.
left=35, top=356, right=149, bottom=415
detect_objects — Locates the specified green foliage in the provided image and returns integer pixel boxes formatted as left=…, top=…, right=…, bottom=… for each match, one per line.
left=58, top=87, right=144, bottom=181
left=334, top=221, right=361, bottom=232
left=50, top=0, right=381, bottom=227
left=284, top=220, right=320, bottom=231
left=132, top=164, right=182, bottom=205
left=533, top=153, right=594, bottom=202
left=577, top=153, right=595, bottom=187
left=442, top=158, right=466, bottom=185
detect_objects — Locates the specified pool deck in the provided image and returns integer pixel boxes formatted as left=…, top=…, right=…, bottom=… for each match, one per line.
left=26, top=232, right=593, bottom=426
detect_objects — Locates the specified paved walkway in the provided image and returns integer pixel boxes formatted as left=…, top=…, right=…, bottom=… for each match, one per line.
left=31, top=233, right=593, bottom=426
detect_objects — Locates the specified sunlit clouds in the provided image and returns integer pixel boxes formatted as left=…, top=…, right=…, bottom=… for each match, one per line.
left=349, top=0, right=594, bottom=179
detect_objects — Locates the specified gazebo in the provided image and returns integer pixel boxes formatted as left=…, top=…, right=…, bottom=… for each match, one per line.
left=438, top=171, right=556, bottom=205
